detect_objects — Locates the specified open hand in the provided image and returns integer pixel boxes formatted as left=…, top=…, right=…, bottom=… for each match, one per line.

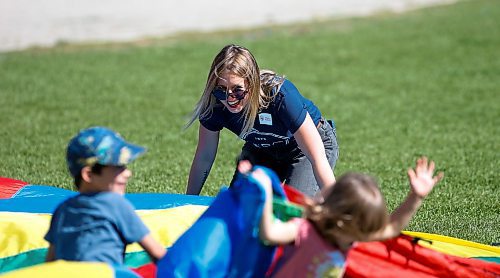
left=407, top=156, right=444, bottom=198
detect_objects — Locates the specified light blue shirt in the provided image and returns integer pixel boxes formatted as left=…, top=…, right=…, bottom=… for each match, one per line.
left=45, top=192, right=149, bottom=265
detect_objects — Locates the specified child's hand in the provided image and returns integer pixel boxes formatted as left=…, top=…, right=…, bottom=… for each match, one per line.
left=407, top=156, right=444, bottom=199
left=251, top=169, right=273, bottom=195
left=237, top=160, right=272, bottom=194
left=237, top=159, right=252, bottom=174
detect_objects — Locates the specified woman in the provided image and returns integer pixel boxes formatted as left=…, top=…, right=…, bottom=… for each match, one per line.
left=185, top=44, right=338, bottom=197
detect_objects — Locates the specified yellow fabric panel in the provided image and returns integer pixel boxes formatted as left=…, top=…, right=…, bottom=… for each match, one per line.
left=1, top=260, right=112, bottom=278
left=0, top=212, right=51, bottom=258
left=126, top=205, right=207, bottom=252
left=0, top=205, right=207, bottom=258
left=403, top=231, right=500, bottom=258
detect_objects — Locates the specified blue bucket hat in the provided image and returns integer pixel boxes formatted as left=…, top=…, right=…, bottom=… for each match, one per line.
left=66, top=126, right=146, bottom=177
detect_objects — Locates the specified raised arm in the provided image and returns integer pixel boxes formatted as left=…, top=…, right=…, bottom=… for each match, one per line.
left=368, top=157, right=444, bottom=241
left=293, top=113, right=336, bottom=194
left=138, top=234, right=167, bottom=263
left=186, top=125, right=220, bottom=195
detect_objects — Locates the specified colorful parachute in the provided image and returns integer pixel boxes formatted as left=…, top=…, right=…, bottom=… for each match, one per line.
left=0, top=177, right=212, bottom=277
left=0, top=176, right=499, bottom=277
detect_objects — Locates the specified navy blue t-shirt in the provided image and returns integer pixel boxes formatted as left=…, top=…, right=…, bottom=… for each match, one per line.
left=200, top=79, right=322, bottom=148
left=45, top=192, right=150, bottom=265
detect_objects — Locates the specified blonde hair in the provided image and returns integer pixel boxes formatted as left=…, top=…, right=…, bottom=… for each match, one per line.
left=186, top=44, right=284, bottom=137
left=306, top=173, right=389, bottom=245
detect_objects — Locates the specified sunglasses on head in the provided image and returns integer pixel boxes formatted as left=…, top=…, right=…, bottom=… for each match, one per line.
left=212, top=86, right=248, bottom=101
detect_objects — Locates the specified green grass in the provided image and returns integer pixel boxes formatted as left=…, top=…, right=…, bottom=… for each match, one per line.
left=0, top=0, right=498, bottom=245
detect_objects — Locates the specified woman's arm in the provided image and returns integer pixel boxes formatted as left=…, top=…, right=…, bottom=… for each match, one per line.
left=138, top=234, right=167, bottom=263
left=367, top=157, right=444, bottom=241
left=186, top=125, right=220, bottom=195
left=293, top=113, right=336, bottom=193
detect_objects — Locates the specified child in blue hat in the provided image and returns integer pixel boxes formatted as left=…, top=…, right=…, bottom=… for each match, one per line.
left=44, top=127, right=166, bottom=271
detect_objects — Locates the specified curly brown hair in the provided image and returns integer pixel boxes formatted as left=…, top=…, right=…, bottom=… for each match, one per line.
left=306, top=172, right=389, bottom=245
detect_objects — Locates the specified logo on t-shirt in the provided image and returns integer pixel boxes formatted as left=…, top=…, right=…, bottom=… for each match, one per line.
left=259, top=113, right=273, bottom=125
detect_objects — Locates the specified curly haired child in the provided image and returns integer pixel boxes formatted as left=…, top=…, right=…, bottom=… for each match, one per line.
left=240, top=156, right=443, bottom=277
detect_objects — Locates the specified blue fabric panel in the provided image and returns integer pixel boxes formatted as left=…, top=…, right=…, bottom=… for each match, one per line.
left=0, top=185, right=213, bottom=213
left=158, top=166, right=285, bottom=278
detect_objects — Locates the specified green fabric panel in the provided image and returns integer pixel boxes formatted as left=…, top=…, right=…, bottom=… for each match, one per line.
left=0, top=248, right=46, bottom=274
left=0, top=249, right=152, bottom=273
left=474, top=256, right=500, bottom=263
left=124, top=251, right=151, bottom=268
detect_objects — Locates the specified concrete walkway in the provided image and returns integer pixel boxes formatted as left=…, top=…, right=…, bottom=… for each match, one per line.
left=0, top=0, right=456, bottom=52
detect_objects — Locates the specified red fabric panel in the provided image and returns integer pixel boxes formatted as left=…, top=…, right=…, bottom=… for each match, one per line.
left=0, top=177, right=28, bottom=199
left=345, top=235, right=500, bottom=278
left=132, top=263, right=157, bottom=278
left=283, top=184, right=308, bottom=206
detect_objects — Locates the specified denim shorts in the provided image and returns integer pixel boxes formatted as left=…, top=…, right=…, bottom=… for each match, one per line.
left=231, top=118, right=339, bottom=197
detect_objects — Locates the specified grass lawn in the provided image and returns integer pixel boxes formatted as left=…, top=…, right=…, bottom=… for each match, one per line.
left=0, top=0, right=498, bottom=244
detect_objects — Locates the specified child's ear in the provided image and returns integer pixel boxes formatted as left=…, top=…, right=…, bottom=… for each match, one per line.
left=80, top=166, right=93, bottom=183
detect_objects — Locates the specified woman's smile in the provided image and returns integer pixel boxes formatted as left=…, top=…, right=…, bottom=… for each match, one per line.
left=217, top=71, right=249, bottom=113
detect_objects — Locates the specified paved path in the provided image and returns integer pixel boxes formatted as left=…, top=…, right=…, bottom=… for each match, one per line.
left=0, top=0, right=456, bottom=52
